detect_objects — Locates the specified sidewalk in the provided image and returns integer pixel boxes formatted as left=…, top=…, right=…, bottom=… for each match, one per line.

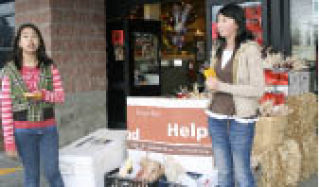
left=0, top=152, right=317, bottom=187
left=0, top=152, right=48, bottom=187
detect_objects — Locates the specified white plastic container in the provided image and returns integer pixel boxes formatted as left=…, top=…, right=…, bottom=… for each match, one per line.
left=59, top=128, right=127, bottom=187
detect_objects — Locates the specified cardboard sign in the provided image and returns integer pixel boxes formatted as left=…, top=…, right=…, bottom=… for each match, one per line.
left=127, top=106, right=211, bottom=146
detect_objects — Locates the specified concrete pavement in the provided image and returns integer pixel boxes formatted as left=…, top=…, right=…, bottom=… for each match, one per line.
left=0, top=152, right=317, bottom=187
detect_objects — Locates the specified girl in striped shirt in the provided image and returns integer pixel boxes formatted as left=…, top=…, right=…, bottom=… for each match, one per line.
left=1, top=23, right=65, bottom=187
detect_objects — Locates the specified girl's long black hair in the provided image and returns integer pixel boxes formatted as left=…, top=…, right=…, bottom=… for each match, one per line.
left=215, top=3, right=254, bottom=60
left=10, top=23, right=53, bottom=70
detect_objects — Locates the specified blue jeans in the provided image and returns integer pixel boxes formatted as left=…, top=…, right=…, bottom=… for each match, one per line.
left=14, top=126, right=64, bottom=187
left=208, top=117, right=255, bottom=187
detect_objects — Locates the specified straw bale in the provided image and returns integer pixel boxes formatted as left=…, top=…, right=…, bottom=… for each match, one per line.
left=278, top=139, right=301, bottom=186
left=253, top=116, right=287, bottom=154
left=256, top=148, right=285, bottom=187
left=300, top=133, right=318, bottom=180
left=286, top=93, right=318, bottom=140
left=255, top=139, right=301, bottom=187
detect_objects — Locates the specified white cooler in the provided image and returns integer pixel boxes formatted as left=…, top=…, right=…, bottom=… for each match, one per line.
left=59, top=128, right=127, bottom=187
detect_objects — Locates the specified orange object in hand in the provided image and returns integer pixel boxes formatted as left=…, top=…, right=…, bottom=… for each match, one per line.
left=23, top=92, right=42, bottom=100
left=203, top=68, right=216, bottom=79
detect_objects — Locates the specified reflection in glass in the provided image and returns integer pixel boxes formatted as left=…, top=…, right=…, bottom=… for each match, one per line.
left=133, top=32, right=160, bottom=86
left=290, top=0, right=318, bottom=61
left=0, top=1, right=14, bottom=67
left=211, top=1, right=262, bottom=45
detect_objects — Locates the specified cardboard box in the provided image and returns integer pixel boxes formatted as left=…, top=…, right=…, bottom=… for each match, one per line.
left=288, top=71, right=311, bottom=95
left=59, top=129, right=127, bottom=187
left=288, top=71, right=301, bottom=95
left=299, top=71, right=311, bottom=94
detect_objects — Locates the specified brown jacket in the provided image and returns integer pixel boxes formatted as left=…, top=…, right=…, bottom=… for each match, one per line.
left=209, top=41, right=265, bottom=118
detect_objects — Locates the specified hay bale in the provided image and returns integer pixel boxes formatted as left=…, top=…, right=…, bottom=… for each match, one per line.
left=253, top=116, right=288, bottom=154
left=286, top=93, right=317, bottom=182
left=253, top=93, right=317, bottom=186
left=254, top=139, right=301, bottom=187
left=256, top=148, right=285, bottom=187
left=278, top=139, right=301, bottom=186
left=300, top=133, right=318, bottom=180
left=286, top=93, right=318, bottom=140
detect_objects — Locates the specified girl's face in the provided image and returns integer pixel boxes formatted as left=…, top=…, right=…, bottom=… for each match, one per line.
left=19, top=27, right=40, bottom=53
left=217, top=14, right=238, bottom=39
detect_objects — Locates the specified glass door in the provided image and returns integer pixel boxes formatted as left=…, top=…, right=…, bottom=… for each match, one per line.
left=132, top=32, right=160, bottom=86
left=206, top=0, right=265, bottom=58
left=290, top=0, right=318, bottom=93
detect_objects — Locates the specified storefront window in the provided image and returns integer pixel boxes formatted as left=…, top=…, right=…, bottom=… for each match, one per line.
left=0, top=0, right=14, bottom=68
left=161, top=1, right=204, bottom=54
left=290, top=0, right=318, bottom=62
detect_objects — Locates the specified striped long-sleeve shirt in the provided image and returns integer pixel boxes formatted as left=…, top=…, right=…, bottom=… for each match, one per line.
left=1, top=65, right=65, bottom=152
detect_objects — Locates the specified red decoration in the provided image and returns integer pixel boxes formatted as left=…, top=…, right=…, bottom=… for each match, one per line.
left=264, top=69, right=289, bottom=85
left=260, top=92, right=286, bottom=105
left=245, top=5, right=262, bottom=45
left=112, top=30, right=124, bottom=45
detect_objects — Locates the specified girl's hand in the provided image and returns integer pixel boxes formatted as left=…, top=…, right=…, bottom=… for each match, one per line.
left=206, top=77, right=219, bottom=90
left=23, top=91, right=43, bottom=101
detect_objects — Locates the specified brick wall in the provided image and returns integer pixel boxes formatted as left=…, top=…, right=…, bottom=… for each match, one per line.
left=51, top=0, right=106, bottom=93
left=15, top=0, right=52, bottom=51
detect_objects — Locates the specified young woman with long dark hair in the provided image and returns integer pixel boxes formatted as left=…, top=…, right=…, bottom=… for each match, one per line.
left=1, top=23, right=65, bottom=187
left=205, top=4, right=264, bottom=187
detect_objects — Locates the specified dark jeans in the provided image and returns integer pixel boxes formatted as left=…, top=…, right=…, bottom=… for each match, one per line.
left=14, top=126, right=64, bottom=187
left=208, top=117, right=255, bottom=187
